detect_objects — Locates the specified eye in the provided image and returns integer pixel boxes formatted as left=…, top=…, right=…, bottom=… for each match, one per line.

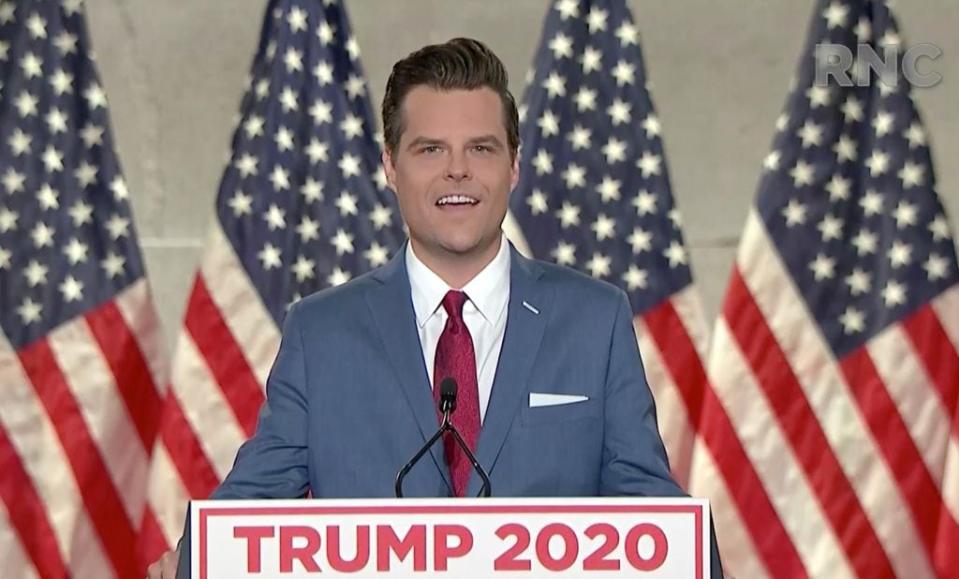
left=472, top=144, right=492, bottom=153
left=420, top=145, right=442, bottom=154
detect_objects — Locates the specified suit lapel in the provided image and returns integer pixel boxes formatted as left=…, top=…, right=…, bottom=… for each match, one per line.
left=365, top=247, right=452, bottom=493
left=470, top=248, right=552, bottom=495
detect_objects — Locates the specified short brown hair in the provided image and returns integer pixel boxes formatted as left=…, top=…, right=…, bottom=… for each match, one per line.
left=381, top=37, right=519, bottom=158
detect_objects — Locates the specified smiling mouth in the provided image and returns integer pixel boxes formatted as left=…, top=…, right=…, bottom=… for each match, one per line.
left=436, top=194, right=479, bottom=206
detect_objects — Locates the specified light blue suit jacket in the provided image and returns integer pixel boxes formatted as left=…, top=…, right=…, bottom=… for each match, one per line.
left=178, top=244, right=722, bottom=576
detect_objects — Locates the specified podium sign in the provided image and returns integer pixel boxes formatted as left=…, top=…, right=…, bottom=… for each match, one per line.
left=191, top=497, right=709, bottom=578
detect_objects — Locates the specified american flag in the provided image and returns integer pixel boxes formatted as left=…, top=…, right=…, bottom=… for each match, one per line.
left=509, top=0, right=718, bottom=490
left=691, top=1, right=959, bottom=577
left=139, top=0, right=403, bottom=565
left=0, top=0, right=166, bottom=577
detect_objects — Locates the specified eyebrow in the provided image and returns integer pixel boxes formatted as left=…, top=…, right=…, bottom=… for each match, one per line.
left=467, top=135, right=505, bottom=148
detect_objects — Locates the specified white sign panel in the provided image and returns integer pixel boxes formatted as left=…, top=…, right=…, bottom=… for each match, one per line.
left=191, top=497, right=709, bottom=578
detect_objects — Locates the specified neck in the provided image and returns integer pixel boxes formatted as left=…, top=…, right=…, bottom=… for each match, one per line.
left=411, top=236, right=502, bottom=289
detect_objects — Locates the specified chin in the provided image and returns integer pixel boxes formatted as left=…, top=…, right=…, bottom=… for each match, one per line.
left=439, top=239, right=483, bottom=256
left=441, top=231, right=501, bottom=255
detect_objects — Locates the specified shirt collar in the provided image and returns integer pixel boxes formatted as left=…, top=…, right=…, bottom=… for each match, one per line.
left=406, top=234, right=511, bottom=328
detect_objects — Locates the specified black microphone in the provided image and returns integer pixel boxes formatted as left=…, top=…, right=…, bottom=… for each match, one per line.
left=395, top=377, right=492, bottom=498
left=439, top=377, right=457, bottom=415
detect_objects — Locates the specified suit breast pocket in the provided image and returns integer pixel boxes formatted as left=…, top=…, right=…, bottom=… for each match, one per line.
left=521, top=396, right=599, bottom=427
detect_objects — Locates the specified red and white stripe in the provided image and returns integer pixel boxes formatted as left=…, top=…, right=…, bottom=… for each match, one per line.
left=0, top=279, right=165, bottom=578
left=692, top=211, right=959, bottom=578
left=636, top=277, right=814, bottom=578
left=141, top=222, right=282, bottom=563
left=635, top=285, right=709, bottom=486
left=0, top=500, right=39, bottom=579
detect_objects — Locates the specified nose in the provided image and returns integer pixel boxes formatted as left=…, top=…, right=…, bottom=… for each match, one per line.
left=445, top=150, right=471, bottom=181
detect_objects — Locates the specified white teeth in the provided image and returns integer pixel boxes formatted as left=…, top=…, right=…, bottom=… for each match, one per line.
left=437, top=195, right=478, bottom=205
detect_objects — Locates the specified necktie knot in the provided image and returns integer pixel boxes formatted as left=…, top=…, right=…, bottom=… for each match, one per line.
left=441, top=290, right=468, bottom=321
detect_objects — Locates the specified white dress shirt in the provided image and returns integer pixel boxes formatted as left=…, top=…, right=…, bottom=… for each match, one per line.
left=406, top=235, right=511, bottom=423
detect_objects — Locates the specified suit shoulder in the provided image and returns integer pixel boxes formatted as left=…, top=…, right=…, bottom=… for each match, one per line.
left=531, top=258, right=627, bottom=306
left=287, top=267, right=381, bottom=318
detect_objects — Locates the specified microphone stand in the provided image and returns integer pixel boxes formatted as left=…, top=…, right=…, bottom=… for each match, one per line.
left=395, top=379, right=492, bottom=498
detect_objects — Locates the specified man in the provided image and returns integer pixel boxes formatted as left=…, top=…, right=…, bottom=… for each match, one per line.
left=149, top=37, right=723, bottom=578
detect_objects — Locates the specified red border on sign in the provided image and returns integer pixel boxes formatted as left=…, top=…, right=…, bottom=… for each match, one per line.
left=198, top=502, right=704, bottom=579
left=198, top=509, right=207, bottom=578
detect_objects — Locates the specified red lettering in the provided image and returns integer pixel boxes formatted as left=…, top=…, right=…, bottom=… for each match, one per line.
left=583, top=523, right=621, bottom=571
left=327, top=525, right=371, bottom=572
left=535, top=523, right=579, bottom=571
left=233, top=526, right=274, bottom=573
left=625, top=523, right=669, bottom=571
left=494, top=523, right=532, bottom=571
left=433, top=525, right=473, bottom=571
left=376, top=524, right=427, bottom=571
left=280, top=526, right=322, bottom=573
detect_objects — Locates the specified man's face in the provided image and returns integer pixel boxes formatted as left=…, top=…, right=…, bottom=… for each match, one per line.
left=383, top=86, right=518, bottom=266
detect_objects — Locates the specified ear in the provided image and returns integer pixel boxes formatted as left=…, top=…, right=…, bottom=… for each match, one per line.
left=382, top=150, right=398, bottom=191
left=509, top=149, right=520, bottom=192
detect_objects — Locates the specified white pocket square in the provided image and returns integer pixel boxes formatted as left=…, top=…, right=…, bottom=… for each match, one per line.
left=529, top=392, right=589, bottom=407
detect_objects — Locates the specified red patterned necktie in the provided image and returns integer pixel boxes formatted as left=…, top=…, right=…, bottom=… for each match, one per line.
left=433, top=290, right=481, bottom=497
